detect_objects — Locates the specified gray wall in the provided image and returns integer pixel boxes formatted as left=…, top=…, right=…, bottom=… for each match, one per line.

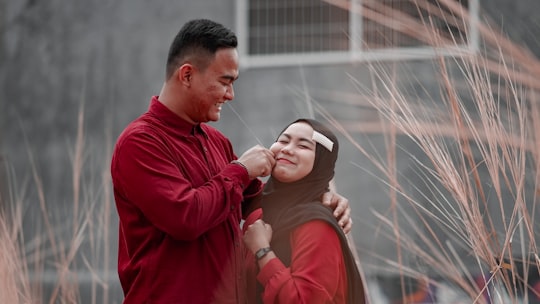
left=0, top=1, right=240, bottom=302
left=1, top=0, right=539, bottom=302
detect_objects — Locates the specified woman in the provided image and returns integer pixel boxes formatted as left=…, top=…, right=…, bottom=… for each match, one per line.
left=243, top=118, right=366, bottom=304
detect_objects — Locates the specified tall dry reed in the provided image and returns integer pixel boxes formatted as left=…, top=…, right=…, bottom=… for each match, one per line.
left=0, top=101, right=116, bottom=303
left=3, top=1, right=539, bottom=303
left=312, top=0, right=540, bottom=302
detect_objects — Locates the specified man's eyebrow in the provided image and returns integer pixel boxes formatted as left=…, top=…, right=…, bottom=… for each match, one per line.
left=221, top=74, right=238, bottom=82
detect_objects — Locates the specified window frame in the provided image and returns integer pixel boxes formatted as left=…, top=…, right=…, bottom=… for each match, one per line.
left=236, top=0, right=479, bottom=69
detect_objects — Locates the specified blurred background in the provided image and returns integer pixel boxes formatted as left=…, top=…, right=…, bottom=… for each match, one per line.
left=1, top=0, right=539, bottom=303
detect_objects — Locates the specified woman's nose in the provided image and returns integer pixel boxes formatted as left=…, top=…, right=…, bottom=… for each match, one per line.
left=281, top=144, right=293, bottom=154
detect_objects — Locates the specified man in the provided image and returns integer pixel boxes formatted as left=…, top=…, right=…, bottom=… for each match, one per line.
left=111, top=19, right=351, bottom=303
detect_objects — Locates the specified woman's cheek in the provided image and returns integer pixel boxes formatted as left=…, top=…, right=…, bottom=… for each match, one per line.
left=269, top=142, right=280, bottom=155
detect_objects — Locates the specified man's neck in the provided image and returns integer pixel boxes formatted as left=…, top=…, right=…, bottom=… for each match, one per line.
left=157, top=83, right=196, bottom=125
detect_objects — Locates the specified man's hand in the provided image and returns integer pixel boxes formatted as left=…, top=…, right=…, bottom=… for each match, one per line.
left=236, top=145, right=275, bottom=180
left=322, top=190, right=352, bottom=234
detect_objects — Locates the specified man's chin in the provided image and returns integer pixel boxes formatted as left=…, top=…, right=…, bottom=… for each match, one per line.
left=205, top=116, right=220, bottom=123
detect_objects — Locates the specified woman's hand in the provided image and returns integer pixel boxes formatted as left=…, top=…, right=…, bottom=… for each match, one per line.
left=243, top=219, right=273, bottom=254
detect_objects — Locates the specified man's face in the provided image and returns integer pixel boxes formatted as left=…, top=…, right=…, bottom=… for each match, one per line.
left=188, top=48, right=238, bottom=123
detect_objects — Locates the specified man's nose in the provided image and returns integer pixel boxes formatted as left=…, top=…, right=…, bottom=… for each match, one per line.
left=225, top=86, right=234, bottom=100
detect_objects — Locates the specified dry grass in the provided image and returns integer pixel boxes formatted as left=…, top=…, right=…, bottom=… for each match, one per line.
left=0, top=102, right=116, bottom=303
left=0, top=203, right=32, bottom=303
left=2, top=1, right=539, bottom=303
left=310, top=0, right=540, bottom=303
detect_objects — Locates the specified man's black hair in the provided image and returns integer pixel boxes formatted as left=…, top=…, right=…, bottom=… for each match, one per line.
left=165, top=19, right=238, bottom=79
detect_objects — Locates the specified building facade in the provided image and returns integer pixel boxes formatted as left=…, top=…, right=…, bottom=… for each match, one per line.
left=1, top=0, right=538, bottom=302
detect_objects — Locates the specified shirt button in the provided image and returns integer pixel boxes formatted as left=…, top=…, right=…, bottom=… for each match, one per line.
left=231, top=205, right=235, bottom=210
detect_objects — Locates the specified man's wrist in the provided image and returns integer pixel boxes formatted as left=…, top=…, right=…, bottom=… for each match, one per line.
left=231, top=160, right=248, bottom=174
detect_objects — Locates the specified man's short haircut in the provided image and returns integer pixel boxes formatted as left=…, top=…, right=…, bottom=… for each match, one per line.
left=165, top=19, right=238, bottom=80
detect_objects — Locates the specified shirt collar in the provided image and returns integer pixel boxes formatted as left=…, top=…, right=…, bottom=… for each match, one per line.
left=148, top=96, right=206, bottom=137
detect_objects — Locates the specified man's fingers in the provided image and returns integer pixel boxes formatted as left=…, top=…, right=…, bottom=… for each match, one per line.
left=320, top=191, right=333, bottom=207
left=333, top=204, right=344, bottom=217
left=337, top=206, right=351, bottom=229
left=342, top=218, right=352, bottom=234
left=267, top=151, right=276, bottom=167
left=257, top=149, right=275, bottom=177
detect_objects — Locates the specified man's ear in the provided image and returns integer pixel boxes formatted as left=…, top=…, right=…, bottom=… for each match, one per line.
left=177, top=64, right=193, bottom=86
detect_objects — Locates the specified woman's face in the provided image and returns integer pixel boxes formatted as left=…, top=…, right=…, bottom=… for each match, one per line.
left=270, top=122, right=316, bottom=183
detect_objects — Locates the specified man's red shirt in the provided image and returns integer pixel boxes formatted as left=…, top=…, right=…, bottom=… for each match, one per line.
left=111, top=96, right=263, bottom=303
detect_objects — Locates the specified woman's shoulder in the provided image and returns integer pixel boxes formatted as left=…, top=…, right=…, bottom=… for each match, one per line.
left=294, top=219, right=336, bottom=236
left=290, top=220, right=343, bottom=255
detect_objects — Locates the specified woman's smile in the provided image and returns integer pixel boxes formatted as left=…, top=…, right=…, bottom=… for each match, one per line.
left=276, top=157, right=294, bottom=165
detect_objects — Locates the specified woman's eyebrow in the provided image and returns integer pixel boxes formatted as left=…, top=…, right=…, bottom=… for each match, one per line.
left=278, top=134, right=291, bottom=140
left=298, top=137, right=315, bottom=146
left=281, top=133, right=315, bottom=146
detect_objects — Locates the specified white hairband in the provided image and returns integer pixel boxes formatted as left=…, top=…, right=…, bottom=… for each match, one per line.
left=312, top=131, right=334, bottom=152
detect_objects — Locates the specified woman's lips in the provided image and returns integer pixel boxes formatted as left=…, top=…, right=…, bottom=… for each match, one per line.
left=277, top=158, right=294, bottom=165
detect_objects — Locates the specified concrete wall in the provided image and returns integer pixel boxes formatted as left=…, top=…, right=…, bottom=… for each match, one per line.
left=0, top=1, right=239, bottom=302
left=1, top=0, right=539, bottom=302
